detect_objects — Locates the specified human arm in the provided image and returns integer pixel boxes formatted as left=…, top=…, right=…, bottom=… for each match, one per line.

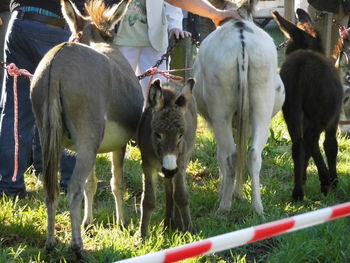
left=165, top=3, right=191, bottom=39
left=165, top=0, right=240, bottom=27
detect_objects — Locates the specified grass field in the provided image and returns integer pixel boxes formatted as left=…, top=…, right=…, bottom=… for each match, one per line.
left=1, top=26, right=350, bottom=263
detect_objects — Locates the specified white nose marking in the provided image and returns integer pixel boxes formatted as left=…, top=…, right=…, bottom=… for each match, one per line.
left=162, top=154, right=177, bottom=170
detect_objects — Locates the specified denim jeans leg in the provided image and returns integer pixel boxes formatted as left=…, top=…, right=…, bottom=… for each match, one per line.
left=0, top=16, right=74, bottom=194
left=32, top=126, right=42, bottom=176
left=60, top=152, right=76, bottom=191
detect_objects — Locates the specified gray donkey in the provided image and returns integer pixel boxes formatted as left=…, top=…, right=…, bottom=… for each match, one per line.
left=137, top=79, right=197, bottom=237
left=30, top=0, right=143, bottom=256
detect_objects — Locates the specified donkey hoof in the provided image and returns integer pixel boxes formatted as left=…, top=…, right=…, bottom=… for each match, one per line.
left=45, top=238, right=57, bottom=252
left=184, top=224, right=196, bottom=234
left=330, top=178, right=338, bottom=189
left=233, top=192, right=245, bottom=201
left=292, top=188, right=304, bottom=201
left=320, top=184, right=329, bottom=196
left=253, top=203, right=264, bottom=217
left=71, top=243, right=84, bottom=258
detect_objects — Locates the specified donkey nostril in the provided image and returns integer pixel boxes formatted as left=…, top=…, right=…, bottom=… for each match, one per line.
left=161, top=167, right=178, bottom=178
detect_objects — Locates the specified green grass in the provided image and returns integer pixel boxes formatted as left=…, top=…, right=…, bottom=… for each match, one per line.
left=2, top=27, right=350, bottom=263
left=1, top=113, right=350, bottom=263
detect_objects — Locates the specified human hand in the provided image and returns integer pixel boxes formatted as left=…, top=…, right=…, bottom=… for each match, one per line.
left=211, top=9, right=241, bottom=27
left=0, top=17, right=3, bottom=26
left=169, top=28, right=192, bottom=39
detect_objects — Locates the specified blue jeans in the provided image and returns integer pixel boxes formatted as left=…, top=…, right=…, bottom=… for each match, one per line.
left=0, top=13, right=75, bottom=194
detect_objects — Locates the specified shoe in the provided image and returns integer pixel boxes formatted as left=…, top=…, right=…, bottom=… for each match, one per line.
left=0, top=189, right=27, bottom=200
left=36, top=173, right=43, bottom=186
left=60, top=184, right=68, bottom=194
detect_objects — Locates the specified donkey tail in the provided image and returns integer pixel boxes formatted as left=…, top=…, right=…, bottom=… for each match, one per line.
left=235, top=26, right=249, bottom=186
left=40, top=45, right=66, bottom=202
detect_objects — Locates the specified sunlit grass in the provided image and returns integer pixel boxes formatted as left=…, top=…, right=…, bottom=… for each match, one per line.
left=1, top=112, right=349, bottom=262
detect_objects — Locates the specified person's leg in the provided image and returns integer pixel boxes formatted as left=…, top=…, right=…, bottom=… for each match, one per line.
left=0, top=10, right=11, bottom=108
left=32, top=127, right=42, bottom=177
left=138, top=46, right=166, bottom=101
left=0, top=16, right=38, bottom=195
left=60, top=151, right=76, bottom=192
left=0, top=16, right=72, bottom=195
left=117, top=46, right=141, bottom=72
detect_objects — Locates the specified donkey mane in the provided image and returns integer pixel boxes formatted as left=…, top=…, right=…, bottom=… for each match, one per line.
left=84, top=0, right=111, bottom=33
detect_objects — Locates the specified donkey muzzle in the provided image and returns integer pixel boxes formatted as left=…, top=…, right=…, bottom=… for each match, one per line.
left=161, top=167, right=178, bottom=178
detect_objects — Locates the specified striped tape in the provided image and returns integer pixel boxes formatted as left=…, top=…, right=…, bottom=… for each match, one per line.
left=114, top=202, right=350, bottom=263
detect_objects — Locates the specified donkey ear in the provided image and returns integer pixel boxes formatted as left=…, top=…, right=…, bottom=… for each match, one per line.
left=296, top=8, right=313, bottom=24
left=148, top=79, right=164, bottom=111
left=61, top=0, right=84, bottom=35
left=175, top=78, right=195, bottom=109
left=272, top=10, right=301, bottom=40
left=105, top=0, right=132, bottom=31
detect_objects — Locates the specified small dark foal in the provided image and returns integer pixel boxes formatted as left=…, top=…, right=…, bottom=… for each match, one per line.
left=273, top=9, right=343, bottom=200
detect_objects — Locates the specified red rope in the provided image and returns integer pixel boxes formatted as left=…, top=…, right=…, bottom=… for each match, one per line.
left=145, top=67, right=193, bottom=99
left=6, top=63, right=33, bottom=182
left=145, top=67, right=192, bottom=82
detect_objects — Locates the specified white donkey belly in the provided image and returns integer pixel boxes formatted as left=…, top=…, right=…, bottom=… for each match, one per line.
left=98, top=121, right=131, bottom=153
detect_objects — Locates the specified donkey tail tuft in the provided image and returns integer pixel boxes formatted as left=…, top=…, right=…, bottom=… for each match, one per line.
left=235, top=28, right=249, bottom=187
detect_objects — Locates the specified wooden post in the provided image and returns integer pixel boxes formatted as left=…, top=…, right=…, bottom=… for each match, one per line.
left=169, top=37, right=194, bottom=80
left=284, top=0, right=295, bottom=21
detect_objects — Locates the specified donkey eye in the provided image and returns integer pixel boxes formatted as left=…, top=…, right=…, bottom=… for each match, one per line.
left=178, top=134, right=183, bottom=139
left=155, top=132, right=162, bottom=140
left=346, top=74, right=350, bottom=84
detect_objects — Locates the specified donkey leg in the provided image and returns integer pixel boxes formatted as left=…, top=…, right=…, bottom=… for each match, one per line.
left=164, top=178, right=175, bottom=230
left=304, top=127, right=330, bottom=196
left=248, top=114, right=272, bottom=215
left=45, top=195, right=59, bottom=251
left=324, top=121, right=339, bottom=188
left=83, top=167, right=98, bottom=228
left=173, top=170, right=192, bottom=232
left=68, top=150, right=97, bottom=255
left=140, top=163, right=156, bottom=237
left=302, top=138, right=311, bottom=185
left=283, top=106, right=305, bottom=201
left=111, top=147, right=126, bottom=226
left=212, top=120, right=237, bottom=213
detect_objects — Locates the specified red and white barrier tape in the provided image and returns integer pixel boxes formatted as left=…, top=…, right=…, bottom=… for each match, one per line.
left=114, top=202, right=350, bottom=263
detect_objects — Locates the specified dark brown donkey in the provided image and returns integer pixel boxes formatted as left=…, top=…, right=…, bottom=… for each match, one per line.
left=30, top=0, right=143, bottom=256
left=137, top=79, right=197, bottom=237
left=273, top=9, right=343, bottom=201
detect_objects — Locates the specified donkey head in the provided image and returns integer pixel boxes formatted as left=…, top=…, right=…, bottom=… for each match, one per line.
left=273, top=8, right=324, bottom=55
left=235, top=0, right=258, bottom=20
left=61, top=0, right=131, bottom=45
left=211, top=0, right=258, bottom=21
left=148, top=79, right=195, bottom=178
left=207, top=0, right=237, bottom=11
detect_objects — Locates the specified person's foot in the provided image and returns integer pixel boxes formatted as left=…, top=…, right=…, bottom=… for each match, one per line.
left=36, top=173, right=43, bottom=186
left=60, top=184, right=68, bottom=194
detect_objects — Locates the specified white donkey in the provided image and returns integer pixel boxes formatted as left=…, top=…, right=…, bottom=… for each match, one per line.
left=193, top=0, right=285, bottom=215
